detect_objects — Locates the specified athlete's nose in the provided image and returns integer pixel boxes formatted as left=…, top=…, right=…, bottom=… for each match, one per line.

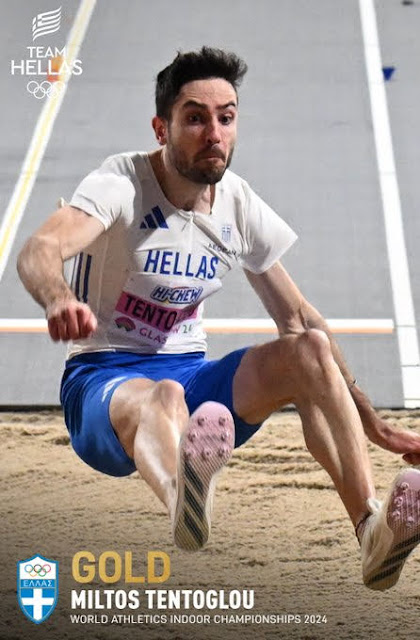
left=205, top=117, right=221, bottom=145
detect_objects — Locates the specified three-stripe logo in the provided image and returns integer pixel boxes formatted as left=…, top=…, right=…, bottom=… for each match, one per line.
left=182, top=459, right=206, bottom=548
left=72, top=252, right=92, bottom=303
left=140, top=206, right=168, bottom=230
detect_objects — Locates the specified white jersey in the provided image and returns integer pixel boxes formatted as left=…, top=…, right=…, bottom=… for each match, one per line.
left=67, top=152, right=297, bottom=358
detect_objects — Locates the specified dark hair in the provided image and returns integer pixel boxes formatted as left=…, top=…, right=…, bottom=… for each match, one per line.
left=155, top=46, right=248, bottom=119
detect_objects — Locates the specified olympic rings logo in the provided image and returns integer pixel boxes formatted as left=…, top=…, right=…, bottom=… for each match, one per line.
left=24, top=563, right=52, bottom=578
left=26, top=80, right=65, bottom=100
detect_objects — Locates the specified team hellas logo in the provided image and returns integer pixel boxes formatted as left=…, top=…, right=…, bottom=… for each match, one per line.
left=10, top=6, right=83, bottom=99
left=32, top=7, right=62, bottom=41
left=17, top=555, right=58, bottom=624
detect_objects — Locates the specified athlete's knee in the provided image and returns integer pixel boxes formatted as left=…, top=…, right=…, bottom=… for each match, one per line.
left=150, top=379, right=186, bottom=412
left=296, top=328, right=331, bottom=357
left=294, top=328, right=335, bottom=385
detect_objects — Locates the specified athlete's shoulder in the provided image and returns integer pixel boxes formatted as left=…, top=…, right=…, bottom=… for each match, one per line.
left=219, top=168, right=251, bottom=198
left=98, top=151, right=145, bottom=178
left=71, top=152, right=143, bottom=226
left=219, top=170, right=262, bottom=210
left=220, top=167, right=247, bottom=187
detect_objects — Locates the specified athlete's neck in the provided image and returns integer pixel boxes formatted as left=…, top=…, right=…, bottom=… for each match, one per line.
left=148, top=149, right=214, bottom=214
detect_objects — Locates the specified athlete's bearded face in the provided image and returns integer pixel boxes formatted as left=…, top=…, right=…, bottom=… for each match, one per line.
left=161, top=79, right=238, bottom=185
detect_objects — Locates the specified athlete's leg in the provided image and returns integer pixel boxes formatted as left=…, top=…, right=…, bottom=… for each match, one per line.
left=232, top=329, right=375, bottom=526
left=109, top=377, right=235, bottom=551
left=109, top=378, right=189, bottom=516
left=233, top=329, right=420, bottom=590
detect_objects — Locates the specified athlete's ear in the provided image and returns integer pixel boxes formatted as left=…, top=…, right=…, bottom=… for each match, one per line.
left=152, top=116, right=168, bottom=146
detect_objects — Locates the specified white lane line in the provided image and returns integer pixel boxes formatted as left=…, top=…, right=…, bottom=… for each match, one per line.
left=359, top=0, right=420, bottom=408
left=0, top=0, right=97, bottom=282
left=0, top=318, right=395, bottom=335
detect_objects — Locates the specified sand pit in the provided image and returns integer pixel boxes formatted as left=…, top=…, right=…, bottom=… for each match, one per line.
left=1, top=408, right=419, bottom=640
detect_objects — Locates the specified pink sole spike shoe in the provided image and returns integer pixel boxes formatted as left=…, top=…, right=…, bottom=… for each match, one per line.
left=361, top=468, right=420, bottom=590
left=173, top=402, right=235, bottom=552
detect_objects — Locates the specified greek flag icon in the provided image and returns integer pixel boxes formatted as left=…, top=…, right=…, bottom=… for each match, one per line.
left=17, top=555, right=58, bottom=624
left=32, top=7, right=62, bottom=41
left=221, top=224, right=232, bottom=242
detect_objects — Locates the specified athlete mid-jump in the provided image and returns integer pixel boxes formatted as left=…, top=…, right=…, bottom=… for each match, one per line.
left=17, top=47, right=420, bottom=590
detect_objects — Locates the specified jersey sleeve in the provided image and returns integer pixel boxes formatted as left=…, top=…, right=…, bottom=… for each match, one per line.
left=70, top=154, right=135, bottom=230
left=238, top=183, right=298, bottom=274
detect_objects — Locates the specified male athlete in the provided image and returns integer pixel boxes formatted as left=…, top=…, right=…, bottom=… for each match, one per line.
left=17, top=47, right=420, bottom=590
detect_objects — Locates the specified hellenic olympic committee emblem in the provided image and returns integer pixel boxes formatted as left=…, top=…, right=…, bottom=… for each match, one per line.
left=17, top=554, right=58, bottom=624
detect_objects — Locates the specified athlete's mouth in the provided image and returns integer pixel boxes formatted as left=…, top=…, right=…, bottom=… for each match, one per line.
left=196, top=149, right=225, bottom=161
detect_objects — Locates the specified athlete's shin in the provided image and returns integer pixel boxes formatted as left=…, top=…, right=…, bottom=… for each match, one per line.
left=294, top=331, right=376, bottom=525
left=132, top=379, right=189, bottom=513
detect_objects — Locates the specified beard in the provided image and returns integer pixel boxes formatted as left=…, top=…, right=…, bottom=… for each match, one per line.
left=166, top=138, right=235, bottom=185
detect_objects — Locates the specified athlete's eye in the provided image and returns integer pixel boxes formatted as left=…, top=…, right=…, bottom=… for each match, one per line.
left=220, top=114, right=234, bottom=125
left=187, top=113, right=203, bottom=124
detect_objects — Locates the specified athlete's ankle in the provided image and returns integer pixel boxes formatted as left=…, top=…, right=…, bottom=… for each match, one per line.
left=355, top=511, right=371, bottom=545
left=165, top=476, right=178, bottom=520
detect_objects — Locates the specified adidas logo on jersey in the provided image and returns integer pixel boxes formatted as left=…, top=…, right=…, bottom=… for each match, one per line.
left=140, top=206, right=168, bottom=229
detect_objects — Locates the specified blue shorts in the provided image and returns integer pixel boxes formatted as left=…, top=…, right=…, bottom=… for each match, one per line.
left=60, top=349, right=262, bottom=477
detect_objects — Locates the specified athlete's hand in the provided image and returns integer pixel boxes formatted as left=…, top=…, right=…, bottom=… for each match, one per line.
left=368, top=417, right=420, bottom=465
left=46, top=298, right=98, bottom=342
left=352, top=385, right=420, bottom=465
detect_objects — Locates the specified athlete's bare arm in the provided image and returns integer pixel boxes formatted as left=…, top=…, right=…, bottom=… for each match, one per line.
left=245, top=261, right=355, bottom=382
left=245, top=260, right=420, bottom=464
left=17, top=205, right=104, bottom=342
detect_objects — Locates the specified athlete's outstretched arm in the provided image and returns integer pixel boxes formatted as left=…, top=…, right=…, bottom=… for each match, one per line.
left=17, top=205, right=104, bottom=341
left=244, top=260, right=420, bottom=464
